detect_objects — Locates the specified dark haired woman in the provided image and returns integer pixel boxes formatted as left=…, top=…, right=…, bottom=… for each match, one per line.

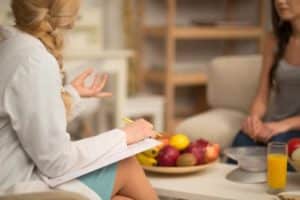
left=232, top=0, right=300, bottom=152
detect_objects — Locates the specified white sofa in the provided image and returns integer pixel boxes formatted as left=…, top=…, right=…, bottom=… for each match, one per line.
left=0, top=191, right=88, bottom=200
left=176, top=55, right=262, bottom=149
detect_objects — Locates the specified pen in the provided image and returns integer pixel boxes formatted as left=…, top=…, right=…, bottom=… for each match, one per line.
left=122, top=117, right=163, bottom=138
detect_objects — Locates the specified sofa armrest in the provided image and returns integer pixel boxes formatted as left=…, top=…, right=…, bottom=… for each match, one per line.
left=176, top=108, right=246, bottom=149
left=0, top=191, right=89, bottom=200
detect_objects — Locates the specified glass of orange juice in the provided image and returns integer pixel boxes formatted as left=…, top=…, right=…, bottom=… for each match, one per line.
left=267, top=142, right=288, bottom=194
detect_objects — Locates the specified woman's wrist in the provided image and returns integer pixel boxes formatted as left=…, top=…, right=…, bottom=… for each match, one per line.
left=249, top=109, right=265, bottom=120
left=249, top=113, right=264, bottom=121
left=250, top=102, right=267, bottom=120
left=281, top=117, right=300, bottom=132
left=64, top=84, right=81, bottom=103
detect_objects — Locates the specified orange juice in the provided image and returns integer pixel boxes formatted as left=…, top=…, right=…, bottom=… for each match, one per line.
left=267, top=154, right=287, bottom=189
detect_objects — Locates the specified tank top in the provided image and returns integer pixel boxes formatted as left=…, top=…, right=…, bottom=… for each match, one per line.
left=265, top=59, right=300, bottom=122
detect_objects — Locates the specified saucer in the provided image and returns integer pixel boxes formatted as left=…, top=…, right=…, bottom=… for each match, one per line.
left=226, top=168, right=267, bottom=184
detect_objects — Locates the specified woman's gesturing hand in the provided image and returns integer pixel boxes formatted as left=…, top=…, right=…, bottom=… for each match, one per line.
left=71, top=68, right=112, bottom=98
left=122, top=119, right=156, bottom=145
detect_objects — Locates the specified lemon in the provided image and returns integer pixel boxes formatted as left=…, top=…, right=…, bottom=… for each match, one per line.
left=169, top=134, right=190, bottom=150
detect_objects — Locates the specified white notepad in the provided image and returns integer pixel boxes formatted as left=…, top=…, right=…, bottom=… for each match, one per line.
left=41, top=138, right=161, bottom=187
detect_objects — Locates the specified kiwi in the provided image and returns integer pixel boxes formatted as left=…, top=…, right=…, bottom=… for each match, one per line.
left=176, top=153, right=197, bottom=167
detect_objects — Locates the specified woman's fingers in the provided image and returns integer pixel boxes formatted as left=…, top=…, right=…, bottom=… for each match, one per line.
left=244, top=118, right=250, bottom=132
left=149, top=130, right=157, bottom=138
left=245, top=117, right=253, bottom=137
left=137, top=119, right=154, bottom=130
left=241, top=119, right=248, bottom=133
left=95, top=74, right=109, bottom=92
left=90, top=74, right=109, bottom=92
left=123, top=119, right=155, bottom=144
left=134, top=119, right=155, bottom=138
left=76, top=68, right=94, bottom=82
left=252, top=118, right=261, bottom=136
left=89, top=74, right=101, bottom=90
left=96, top=92, right=113, bottom=98
left=83, top=74, right=110, bottom=97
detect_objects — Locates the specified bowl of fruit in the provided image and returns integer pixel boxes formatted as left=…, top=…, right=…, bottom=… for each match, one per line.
left=136, top=134, right=220, bottom=174
left=288, top=138, right=300, bottom=171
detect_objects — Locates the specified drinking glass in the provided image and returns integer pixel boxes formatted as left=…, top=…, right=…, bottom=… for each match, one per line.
left=267, top=142, right=288, bottom=194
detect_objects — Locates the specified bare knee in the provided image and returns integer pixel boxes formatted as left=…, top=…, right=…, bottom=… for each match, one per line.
left=112, top=195, right=134, bottom=200
left=119, top=157, right=141, bottom=171
left=115, top=157, right=142, bottom=184
left=116, top=157, right=144, bottom=187
left=112, top=157, right=142, bottom=196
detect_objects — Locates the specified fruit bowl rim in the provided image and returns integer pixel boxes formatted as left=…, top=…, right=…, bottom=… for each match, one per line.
left=142, top=159, right=219, bottom=174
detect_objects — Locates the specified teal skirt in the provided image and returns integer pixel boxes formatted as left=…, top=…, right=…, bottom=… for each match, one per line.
left=79, top=163, right=118, bottom=200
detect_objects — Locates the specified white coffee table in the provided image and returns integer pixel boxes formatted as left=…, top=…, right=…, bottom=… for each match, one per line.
left=146, top=163, right=300, bottom=200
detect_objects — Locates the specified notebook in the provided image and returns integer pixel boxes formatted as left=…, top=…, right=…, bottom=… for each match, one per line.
left=40, top=138, right=161, bottom=187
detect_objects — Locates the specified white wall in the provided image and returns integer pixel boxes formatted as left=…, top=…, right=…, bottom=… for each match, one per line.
left=1, top=0, right=10, bottom=7
left=102, top=0, right=124, bottom=49
left=0, top=0, right=271, bottom=52
left=87, top=0, right=125, bottom=49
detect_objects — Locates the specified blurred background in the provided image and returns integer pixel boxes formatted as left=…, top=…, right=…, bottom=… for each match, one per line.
left=0, top=0, right=271, bottom=138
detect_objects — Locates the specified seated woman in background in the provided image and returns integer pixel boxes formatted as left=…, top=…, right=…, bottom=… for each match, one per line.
left=232, top=0, right=300, bottom=150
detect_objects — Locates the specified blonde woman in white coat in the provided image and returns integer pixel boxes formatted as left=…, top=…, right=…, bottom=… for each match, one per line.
left=0, top=0, right=158, bottom=200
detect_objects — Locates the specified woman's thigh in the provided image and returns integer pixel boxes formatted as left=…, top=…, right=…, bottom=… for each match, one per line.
left=232, top=130, right=263, bottom=147
left=270, top=131, right=300, bottom=143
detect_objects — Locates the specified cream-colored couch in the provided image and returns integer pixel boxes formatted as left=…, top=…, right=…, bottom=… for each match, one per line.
left=176, top=55, right=262, bottom=149
left=0, top=191, right=88, bottom=200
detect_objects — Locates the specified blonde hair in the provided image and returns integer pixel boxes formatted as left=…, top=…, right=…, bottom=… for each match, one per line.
left=11, top=0, right=80, bottom=117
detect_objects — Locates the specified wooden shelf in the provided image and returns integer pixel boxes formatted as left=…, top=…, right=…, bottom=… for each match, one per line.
left=137, top=0, right=266, bottom=132
left=145, top=68, right=208, bottom=86
left=144, top=26, right=264, bottom=40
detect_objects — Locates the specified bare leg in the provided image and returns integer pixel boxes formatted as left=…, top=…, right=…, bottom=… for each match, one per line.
left=111, top=157, right=158, bottom=200
left=112, top=196, right=133, bottom=200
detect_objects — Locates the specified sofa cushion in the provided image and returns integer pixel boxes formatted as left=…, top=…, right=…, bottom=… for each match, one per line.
left=0, top=191, right=88, bottom=200
left=208, top=55, right=262, bottom=113
left=176, top=108, right=247, bottom=149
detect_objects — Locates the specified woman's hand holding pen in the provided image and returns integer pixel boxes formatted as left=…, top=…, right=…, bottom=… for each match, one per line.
left=71, top=68, right=112, bottom=98
left=122, top=119, right=157, bottom=145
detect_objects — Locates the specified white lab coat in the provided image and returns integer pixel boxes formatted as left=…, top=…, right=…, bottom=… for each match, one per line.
left=0, top=26, right=128, bottom=200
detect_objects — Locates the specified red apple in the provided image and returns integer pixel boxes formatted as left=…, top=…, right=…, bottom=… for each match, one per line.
left=195, top=139, right=209, bottom=148
left=288, top=138, right=300, bottom=157
left=184, top=142, right=206, bottom=164
left=157, top=145, right=180, bottom=166
left=205, top=144, right=219, bottom=163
